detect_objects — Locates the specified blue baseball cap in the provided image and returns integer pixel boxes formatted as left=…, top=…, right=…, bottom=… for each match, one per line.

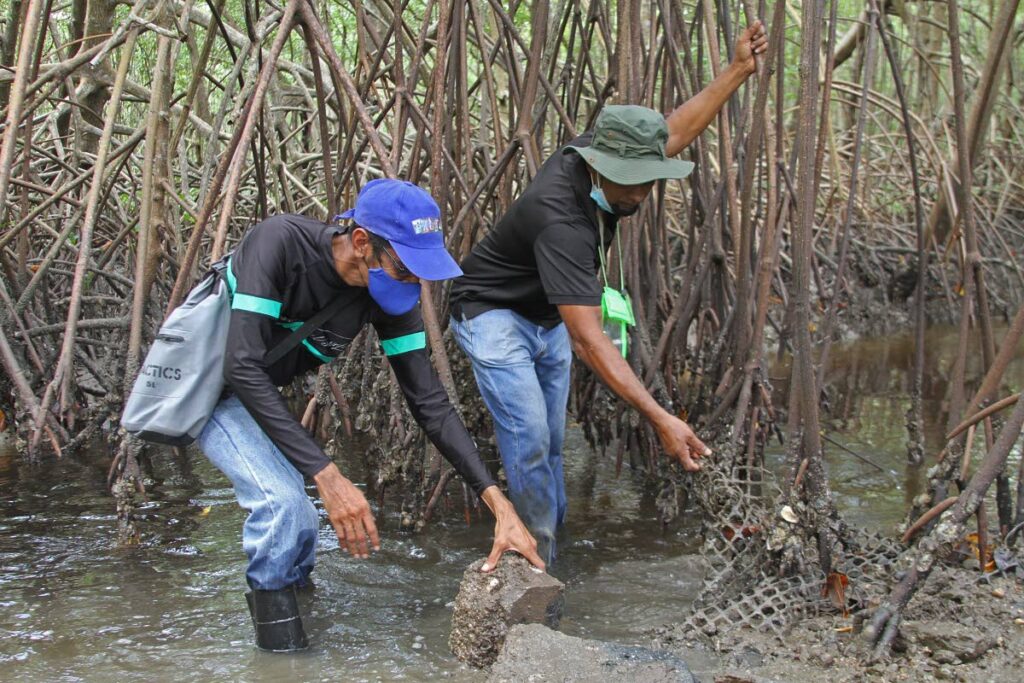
left=338, top=178, right=461, bottom=281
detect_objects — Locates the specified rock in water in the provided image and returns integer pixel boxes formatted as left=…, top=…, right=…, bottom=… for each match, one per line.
left=449, top=555, right=564, bottom=667
left=488, top=624, right=698, bottom=682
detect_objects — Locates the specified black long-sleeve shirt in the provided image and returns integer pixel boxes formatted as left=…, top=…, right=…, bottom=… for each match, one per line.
left=220, top=214, right=496, bottom=495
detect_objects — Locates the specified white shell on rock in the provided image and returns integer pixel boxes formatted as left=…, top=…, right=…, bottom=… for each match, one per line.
left=780, top=505, right=799, bottom=524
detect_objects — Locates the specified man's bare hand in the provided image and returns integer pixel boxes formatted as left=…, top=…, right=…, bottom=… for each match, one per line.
left=655, top=415, right=711, bottom=471
left=479, top=487, right=546, bottom=572
left=314, top=462, right=380, bottom=558
left=733, top=20, right=769, bottom=75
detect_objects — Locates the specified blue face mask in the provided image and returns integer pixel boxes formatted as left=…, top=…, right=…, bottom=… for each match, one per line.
left=590, top=185, right=614, bottom=214
left=368, top=268, right=421, bottom=316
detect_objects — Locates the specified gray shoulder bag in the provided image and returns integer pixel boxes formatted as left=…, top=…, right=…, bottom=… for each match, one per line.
left=121, top=261, right=348, bottom=445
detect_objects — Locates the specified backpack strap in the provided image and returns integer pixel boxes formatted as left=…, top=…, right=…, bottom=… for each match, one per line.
left=213, top=254, right=349, bottom=366
left=264, top=295, right=350, bottom=366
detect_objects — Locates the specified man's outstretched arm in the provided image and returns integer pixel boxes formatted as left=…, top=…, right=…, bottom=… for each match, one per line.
left=558, top=304, right=710, bottom=470
left=665, top=20, right=768, bottom=156
left=384, top=341, right=545, bottom=570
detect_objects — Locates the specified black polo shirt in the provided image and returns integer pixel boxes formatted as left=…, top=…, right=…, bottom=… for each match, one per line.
left=450, top=133, right=617, bottom=328
left=220, top=214, right=496, bottom=493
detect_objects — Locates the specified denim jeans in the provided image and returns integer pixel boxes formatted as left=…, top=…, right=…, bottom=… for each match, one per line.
left=450, top=308, right=572, bottom=565
left=197, top=395, right=319, bottom=590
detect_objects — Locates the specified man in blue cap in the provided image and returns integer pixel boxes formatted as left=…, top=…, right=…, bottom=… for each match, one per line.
left=199, top=178, right=543, bottom=652
left=450, top=23, right=769, bottom=564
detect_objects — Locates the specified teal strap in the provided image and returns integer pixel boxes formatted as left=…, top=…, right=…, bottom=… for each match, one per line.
left=300, top=339, right=332, bottom=363
left=381, top=331, right=426, bottom=356
left=225, top=257, right=238, bottom=294
left=277, top=320, right=334, bottom=363
left=225, top=257, right=282, bottom=319
left=233, top=293, right=283, bottom=318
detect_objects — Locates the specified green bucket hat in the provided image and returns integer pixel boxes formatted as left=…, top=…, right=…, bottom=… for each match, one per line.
left=568, top=105, right=695, bottom=185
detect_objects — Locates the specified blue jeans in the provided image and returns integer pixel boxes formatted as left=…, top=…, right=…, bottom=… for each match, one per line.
left=450, top=308, right=572, bottom=565
left=197, top=395, right=319, bottom=590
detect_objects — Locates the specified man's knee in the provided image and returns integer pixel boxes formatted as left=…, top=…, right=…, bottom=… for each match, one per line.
left=269, top=489, right=319, bottom=536
left=501, top=417, right=551, bottom=466
left=523, top=428, right=552, bottom=463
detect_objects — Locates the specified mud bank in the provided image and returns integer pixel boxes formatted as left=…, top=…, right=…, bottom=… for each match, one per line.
left=658, top=565, right=1024, bottom=682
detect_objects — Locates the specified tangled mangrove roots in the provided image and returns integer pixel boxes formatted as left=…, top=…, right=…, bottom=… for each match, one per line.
left=0, top=1, right=1022, bottom=660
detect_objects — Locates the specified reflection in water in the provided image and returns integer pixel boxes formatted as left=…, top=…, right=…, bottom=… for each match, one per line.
left=770, top=324, right=1024, bottom=531
left=0, top=326, right=1021, bottom=680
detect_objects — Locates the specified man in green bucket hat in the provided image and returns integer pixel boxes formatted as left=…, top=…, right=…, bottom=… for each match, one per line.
left=450, top=21, right=768, bottom=565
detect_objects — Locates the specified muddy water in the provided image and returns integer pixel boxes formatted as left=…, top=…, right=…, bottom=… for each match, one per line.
left=768, top=324, right=1024, bottom=532
left=1, top=326, right=1022, bottom=682
left=0, top=427, right=705, bottom=681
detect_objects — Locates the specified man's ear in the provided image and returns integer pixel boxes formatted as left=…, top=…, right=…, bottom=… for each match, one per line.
left=350, top=227, right=371, bottom=258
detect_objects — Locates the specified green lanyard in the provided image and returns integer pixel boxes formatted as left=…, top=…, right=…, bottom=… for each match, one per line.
left=597, top=213, right=635, bottom=357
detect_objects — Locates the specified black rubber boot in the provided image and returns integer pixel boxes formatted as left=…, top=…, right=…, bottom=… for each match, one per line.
left=245, top=586, right=309, bottom=652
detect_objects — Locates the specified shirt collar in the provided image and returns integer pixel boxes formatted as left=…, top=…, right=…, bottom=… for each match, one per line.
left=321, top=222, right=349, bottom=289
left=565, top=137, right=615, bottom=234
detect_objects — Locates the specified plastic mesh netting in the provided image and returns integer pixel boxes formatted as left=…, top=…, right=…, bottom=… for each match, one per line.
left=663, top=447, right=902, bottom=638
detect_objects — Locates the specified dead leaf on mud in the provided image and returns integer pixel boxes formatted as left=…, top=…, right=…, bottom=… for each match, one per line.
left=961, top=532, right=998, bottom=572
left=821, top=572, right=850, bottom=616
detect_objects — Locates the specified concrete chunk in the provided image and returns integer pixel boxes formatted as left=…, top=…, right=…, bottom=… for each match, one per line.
left=488, top=623, right=698, bottom=682
left=449, top=554, right=565, bottom=668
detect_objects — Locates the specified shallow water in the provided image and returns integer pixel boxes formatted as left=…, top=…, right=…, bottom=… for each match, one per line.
left=769, top=323, right=1024, bottom=533
left=0, top=426, right=706, bottom=682
left=1, top=325, right=1021, bottom=681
